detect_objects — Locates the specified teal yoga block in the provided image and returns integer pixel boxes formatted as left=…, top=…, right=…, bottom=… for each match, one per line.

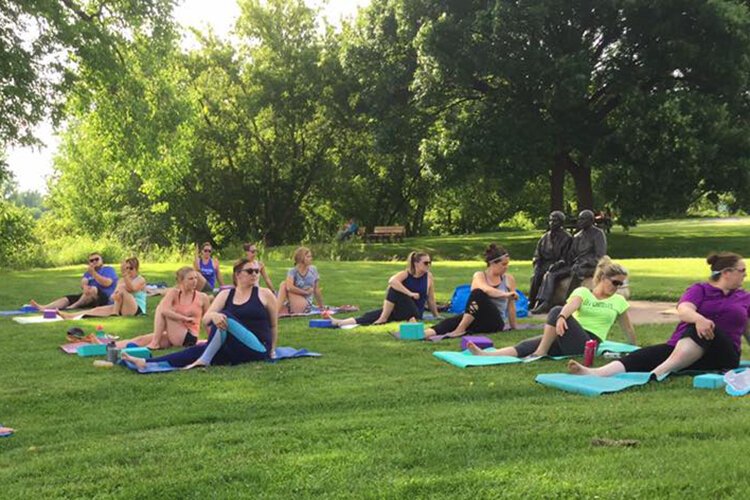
left=76, top=344, right=107, bottom=357
left=693, top=373, right=726, bottom=389
left=121, top=347, right=151, bottom=359
left=399, top=322, right=424, bottom=340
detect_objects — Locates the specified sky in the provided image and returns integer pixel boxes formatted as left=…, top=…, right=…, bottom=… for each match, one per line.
left=6, top=0, right=370, bottom=194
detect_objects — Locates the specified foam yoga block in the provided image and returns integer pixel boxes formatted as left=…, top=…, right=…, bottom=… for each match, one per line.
left=309, top=319, right=333, bottom=328
left=121, top=347, right=151, bottom=359
left=43, top=309, right=57, bottom=319
left=693, top=374, right=726, bottom=389
left=461, top=336, right=493, bottom=350
left=399, top=322, right=424, bottom=340
left=76, top=344, right=107, bottom=357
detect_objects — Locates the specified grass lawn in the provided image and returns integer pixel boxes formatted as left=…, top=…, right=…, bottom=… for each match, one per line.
left=2, top=219, right=750, bottom=497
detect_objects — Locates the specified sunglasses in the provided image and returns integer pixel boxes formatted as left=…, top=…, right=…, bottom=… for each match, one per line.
left=609, top=278, right=624, bottom=287
left=246, top=248, right=257, bottom=253
left=88, top=257, right=100, bottom=263
left=421, top=261, right=432, bottom=265
left=242, top=268, right=260, bottom=275
left=203, top=249, right=212, bottom=253
left=733, top=267, right=747, bottom=273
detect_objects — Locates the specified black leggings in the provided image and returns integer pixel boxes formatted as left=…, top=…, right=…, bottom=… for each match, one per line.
left=513, top=306, right=599, bottom=357
left=355, top=287, right=422, bottom=325
left=431, top=289, right=504, bottom=336
left=620, top=324, right=740, bottom=372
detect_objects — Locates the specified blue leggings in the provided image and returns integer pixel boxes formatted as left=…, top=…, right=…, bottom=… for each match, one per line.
left=149, top=325, right=267, bottom=368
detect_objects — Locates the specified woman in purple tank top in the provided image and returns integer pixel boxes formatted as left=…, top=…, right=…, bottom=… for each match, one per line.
left=570, top=252, right=750, bottom=380
left=194, top=241, right=224, bottom=293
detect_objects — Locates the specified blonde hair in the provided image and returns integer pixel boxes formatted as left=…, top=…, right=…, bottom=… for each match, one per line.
left=175, top=266, right=195, bottom=283
left=293, top=246, right=311, bottom=265
left=407, top=251, right=429, bottom=274
left=124, top=257, right=140, bottom=273
left=593, top=256, right=628, bottom=285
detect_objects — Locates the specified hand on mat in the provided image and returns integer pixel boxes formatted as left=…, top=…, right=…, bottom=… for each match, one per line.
left=209, top=312, right=228, bottom=330
left=555, top=316, right=568, bottom=336
left=696, top=316, right=715, bottom=339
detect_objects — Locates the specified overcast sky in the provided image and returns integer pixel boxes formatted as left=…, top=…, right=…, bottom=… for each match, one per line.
left=6, top=0, right=370, bottom=193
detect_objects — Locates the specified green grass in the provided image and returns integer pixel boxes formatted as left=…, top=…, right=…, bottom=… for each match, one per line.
left=266, top=216, right=750, bottom=261
left=2, top=219, right=750, bottom=497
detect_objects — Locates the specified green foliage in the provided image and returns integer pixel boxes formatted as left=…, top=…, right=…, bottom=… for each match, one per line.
left=0, top=199, right=44, bottom=268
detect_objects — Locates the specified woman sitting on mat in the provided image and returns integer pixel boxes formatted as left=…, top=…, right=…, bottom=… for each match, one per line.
left=243, top=242, right=275, bottom=293
left=569, top=252, right=749, bottom=379
left=277, top=247, right=325, bottom=315
left=468, top=256, right=636, bottom=358
left=122, top=258, right=278, bottom=370
left=425, top=244, right=517, bottom=340
left=330, top=251, right=440, bottom=327
left=117, top=267, right=211, bottom=349
left=194, top=241, right=224, bottom=293
left=59, top=257, right=147, bottom=319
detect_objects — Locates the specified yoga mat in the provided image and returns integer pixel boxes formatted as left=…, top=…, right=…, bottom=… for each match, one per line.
left=279, top=305, right=359, bottom=319
left=0, top=426, right=14, bottom=438
left=597, top=341, right=640, bottom=355
left=724, top=369, right=750, bottom=397
left=535, top=372, right=653, bottom=397
left=0, top=305, right=37, bottom=316
left=433, top=348, right=522, bottom=368
left=121, top=346, right=321, bottom=373
left=13, top=315, right=65, bottom=324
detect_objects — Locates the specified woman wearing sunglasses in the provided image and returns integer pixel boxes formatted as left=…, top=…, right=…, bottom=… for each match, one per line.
left=243, top=242, right=275, bottom=293
left=123, top=258, right=278, bottom=370
left=330, top=251, right=440, bottom=327
left=425, top=244, right=517, bottom=340
left=194, top=242, right=224, bottom=293
left=468, top=256, right=636, bottom=358
left=570, top=252, right=749, bottom=378
left=59, top=257, right=146, bottom=318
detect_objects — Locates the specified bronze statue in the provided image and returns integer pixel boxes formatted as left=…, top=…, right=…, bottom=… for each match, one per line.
left=530, top=210, right=607, bottom=314
left=528, top=211, right=571, bottom=307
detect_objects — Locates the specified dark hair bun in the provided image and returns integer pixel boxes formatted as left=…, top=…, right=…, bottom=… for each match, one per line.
left=706, top=253, right=719, bottom=266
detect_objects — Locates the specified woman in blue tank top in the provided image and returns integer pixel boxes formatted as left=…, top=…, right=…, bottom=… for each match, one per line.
left=424, top=244, right=518, bottom=340
left=123, top=258, right=278, bottom=370
left=194, top=241, right=224, bottom=293
left=331, top=251, right=440, bottom=327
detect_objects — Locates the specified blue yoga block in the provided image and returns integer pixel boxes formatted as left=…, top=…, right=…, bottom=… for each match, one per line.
left=693, top=373, right=726, bottom=389
left=121, top=347, right=151, bottom=359
left=399, top=322, right=424, bottom=340
left=309, top=319, right=333, bottom=328
left=76, top=344, right=107, bottom=357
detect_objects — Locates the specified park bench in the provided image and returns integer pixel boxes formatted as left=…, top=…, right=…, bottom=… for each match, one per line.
left=366, top=225, right=406, bottom=243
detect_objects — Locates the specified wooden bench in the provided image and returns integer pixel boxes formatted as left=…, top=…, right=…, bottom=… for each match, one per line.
left=366, top=225, right=406, bottom=243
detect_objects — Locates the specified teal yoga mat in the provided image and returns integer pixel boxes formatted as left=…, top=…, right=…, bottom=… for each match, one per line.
left=535, top=372, right=653, bottom=397
left=433, top=341, right=639, bottom=369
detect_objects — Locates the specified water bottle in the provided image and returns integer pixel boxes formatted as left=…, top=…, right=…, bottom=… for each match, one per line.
left=583, top=339, right=597, bottom=367
left=96, top=324, right=105, bottom=339
left=106, top=341, right=119, bottom=363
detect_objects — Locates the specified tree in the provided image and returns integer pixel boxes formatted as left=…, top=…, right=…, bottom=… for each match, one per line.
left=413, top=0, right=750, bottom=217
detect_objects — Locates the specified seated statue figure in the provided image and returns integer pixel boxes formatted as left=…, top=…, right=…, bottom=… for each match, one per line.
left=528, top=211, right=572, bottom=308
left=530, top=209, right=607, bottom=314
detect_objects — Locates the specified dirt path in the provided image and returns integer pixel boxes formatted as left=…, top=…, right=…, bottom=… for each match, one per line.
left=530, top=300, right=679, bottom=326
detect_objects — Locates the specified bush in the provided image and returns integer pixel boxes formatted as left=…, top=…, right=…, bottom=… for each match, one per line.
left=0, top=200, right=45, bottom=269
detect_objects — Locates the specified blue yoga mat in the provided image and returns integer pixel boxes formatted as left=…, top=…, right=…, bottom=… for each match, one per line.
left=535, top=372, right=653, bottom=397
left=0, top=305, right=37, bottom=317
left=121, top=346, right=321, bottom=374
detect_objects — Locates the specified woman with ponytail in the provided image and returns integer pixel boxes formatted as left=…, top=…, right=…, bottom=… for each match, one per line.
left=570, top=252, right=749, bottom=379
left=468, top=256, right=636, bottom=358
left=330, top=251, right=440, bottom=327
left=424, top=244, right=518, bottom=339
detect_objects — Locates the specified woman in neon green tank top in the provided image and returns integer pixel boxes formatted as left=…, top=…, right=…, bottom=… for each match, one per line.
left=468, top=256, right=637, bottom=358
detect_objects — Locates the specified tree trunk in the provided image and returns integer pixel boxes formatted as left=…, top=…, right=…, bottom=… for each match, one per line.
left=566, top=158, right=594, bottom=211
left=550, top=152, right=566, bottom=212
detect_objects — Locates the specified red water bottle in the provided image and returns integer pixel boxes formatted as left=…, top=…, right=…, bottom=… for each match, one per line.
left=583, top=339, right=597, bottom=367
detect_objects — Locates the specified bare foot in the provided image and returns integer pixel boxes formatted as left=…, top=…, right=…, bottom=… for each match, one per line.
left=29, top=300, right=43, bottom=311
left=467, top=341, right=484, bottom=356
left=121, top=352, right=147, bottom=369
left=568, top=359, right=592, bottom=375
left=183, top=361, right=207, bottom=370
